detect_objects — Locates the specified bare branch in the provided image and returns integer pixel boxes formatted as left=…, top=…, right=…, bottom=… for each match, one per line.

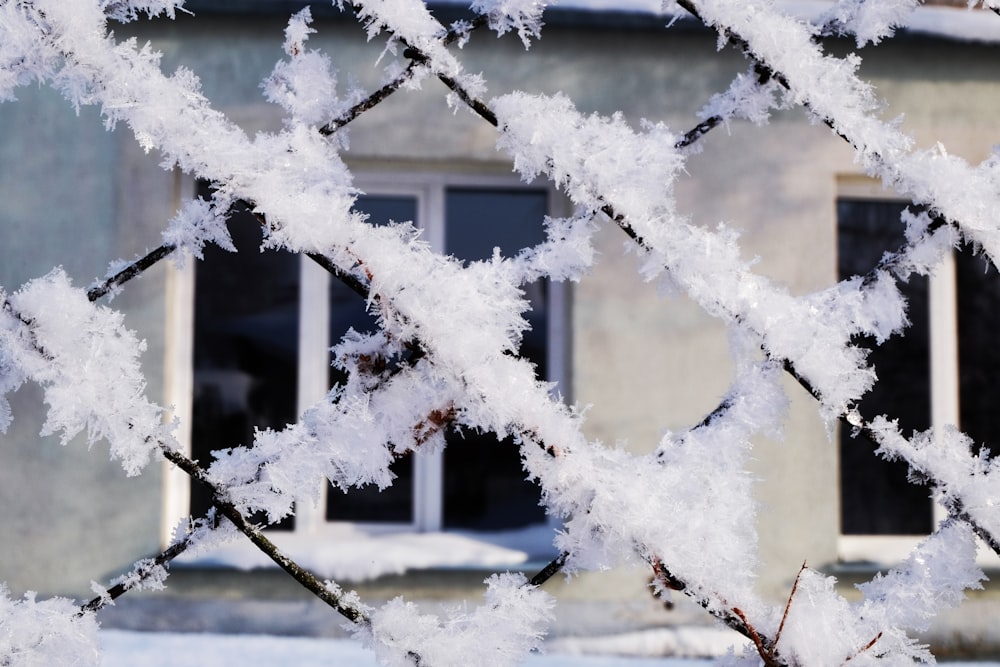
left=86, top=243, right=176, bottom=302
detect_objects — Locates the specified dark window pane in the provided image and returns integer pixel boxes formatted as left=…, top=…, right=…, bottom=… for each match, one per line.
left=191, top=184, right=298, bottom=529
left=957, top=249, right=1000, bottom=453
left=445, top=188, right=548, bottom=261
left=325, top=195, right=418, bottom=523
left=837, top=199, right=932, bottom=535
left=328, top=196, right=415, bottom=370
left=326, top=456, right=414, bottom=523
left=443, top=187, right=549, bottom=530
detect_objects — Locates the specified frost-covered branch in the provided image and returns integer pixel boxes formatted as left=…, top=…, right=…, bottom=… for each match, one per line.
left=78, top=515, right=212, bottom=616
left=159, top=445, right=374, bottom=626
left=321, top=11, right=489, bottom=134
left=1, top=270, right=175, bottom=474
left=0, top=589, right=100, bottom=667
left=4, top=0, right=1000, bottom=664
left=670, top=0, right=1000, bottom=544
left=87, top=243, right=177, bottom=302
left=371, top=6, right=995, bottom=661
left=680, top=0, right=1000, bottom=265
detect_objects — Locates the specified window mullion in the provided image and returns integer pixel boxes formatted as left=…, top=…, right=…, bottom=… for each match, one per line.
left=296, top=256, right=332, bottom=535
left=414, top=184, right=444, bottom=532
left=162, top=259, right=195, bottom=546
left=162, top=173, right=196, bottom=547
left=929, top=251, right=959, bottom=526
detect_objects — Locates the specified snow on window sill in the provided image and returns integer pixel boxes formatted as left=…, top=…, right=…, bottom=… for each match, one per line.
left=174, top=524, right=558, bottom=582
left=837, top=534, right=1000, bottom=571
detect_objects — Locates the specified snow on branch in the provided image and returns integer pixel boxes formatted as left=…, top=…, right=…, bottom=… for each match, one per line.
left=470, top=0, right=546, bottom=47
left=206, top=356, right=464, bottom=525
left=263, top=8, right=361, bottom=128
left=346, top=0, right=475, bottom=88
left=858, top=520, right=984, bottom=636
left=869, top=418, right=1000, bottom=546
left=0, top=588, right=100, bottom=667
left=509, top=213, right=599, bottom=284
left=818, top=0, right=920, bottom=46
left=161, top=196, right=235, bottom=263
left=0, top=3, right=59, bottom=103
left=492, top=90, right=901, bottom=421
left=3, top=0, right=1000, bottom=664
left=1, top=269, right=175, bottom=475
left=357, top=573, right=553, bottom=667
left=696, top=64, right=785, bottom=129
left=101, top=0, right=187, bottom=22
left=79, top=514, right=227, bottom=616
left=682, top=0, right=1000, bottom=266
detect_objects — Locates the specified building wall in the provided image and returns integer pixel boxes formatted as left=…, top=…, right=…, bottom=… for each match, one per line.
left=1, top=8, right=999, bottom=622
left=0, top=86, right=172, bottom=596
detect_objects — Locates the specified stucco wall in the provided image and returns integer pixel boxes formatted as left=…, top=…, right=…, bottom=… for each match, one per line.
left=0, top=87, right=172, bottom=595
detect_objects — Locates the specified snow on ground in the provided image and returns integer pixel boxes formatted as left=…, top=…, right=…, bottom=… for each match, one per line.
left=99, top=631, right=710, bottom=666
left=548, top=627, right=742, bottom=660
left=98, top=631, right=1000, bottom=666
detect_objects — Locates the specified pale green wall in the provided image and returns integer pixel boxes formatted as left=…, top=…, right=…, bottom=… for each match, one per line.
left=0, top=85, right=171, bottom=595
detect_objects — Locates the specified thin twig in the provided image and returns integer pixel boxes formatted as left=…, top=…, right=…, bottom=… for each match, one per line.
left=436, top=72, right=498, bottom=126
left=159, top=445, right=372, bottom=626
left=844, top=631, right=883, bottom=663
left=674, top=115, right=723, bottom=149
left=769, top=562, right=807, bottom=663
left=650, top=559, right=777, bottom=660
left=528, top=552, right=567, bottom=587
left=732, top=606, right=776, bottom=664
left=77, top=521, right=201, bottom=615
left=321, top=61, right=422, bottom=135
left=322, top=14, right=489, bottom=135
left=87, top=243, right=176, bottom=302
left=306, top=251, right=370, bottom=299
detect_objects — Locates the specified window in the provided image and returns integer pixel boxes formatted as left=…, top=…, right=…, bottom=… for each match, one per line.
left=836, top=179, right=1000, bottom=563
left=166, top=172, right=566, bottom=558
left=836, top=197, right=933, bottom=536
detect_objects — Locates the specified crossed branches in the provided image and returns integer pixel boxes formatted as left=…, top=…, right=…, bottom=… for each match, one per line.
left=11, top=2, right=997, bottom=666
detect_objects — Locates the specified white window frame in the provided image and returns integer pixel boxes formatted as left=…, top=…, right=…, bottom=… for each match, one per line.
left=162, top=168, right=568, bottom=557
left=834, top=176, right=1000, bottom=567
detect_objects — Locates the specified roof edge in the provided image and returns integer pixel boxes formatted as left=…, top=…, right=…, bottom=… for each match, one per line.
left=177, top=1, right=1000, bottom=44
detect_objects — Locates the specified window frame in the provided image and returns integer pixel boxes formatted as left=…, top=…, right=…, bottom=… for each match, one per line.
left=163, top=168, right=568, bottom=558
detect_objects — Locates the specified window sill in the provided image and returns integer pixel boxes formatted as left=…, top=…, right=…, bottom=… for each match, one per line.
left=837, top=534, right=1000, bottom=571
left=173, top=524, right=557, bottom=582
